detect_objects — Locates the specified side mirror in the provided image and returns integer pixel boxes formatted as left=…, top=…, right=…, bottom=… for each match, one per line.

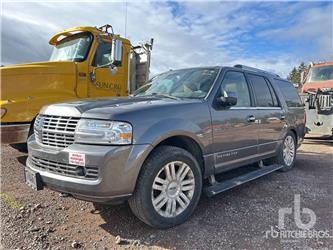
left=111, top=39, right=122, bottom=66
left=217, top=91, right=237, bottom=107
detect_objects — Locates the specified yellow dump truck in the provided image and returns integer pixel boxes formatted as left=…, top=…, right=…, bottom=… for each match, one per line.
left=1, top=24, right=153, bottom=145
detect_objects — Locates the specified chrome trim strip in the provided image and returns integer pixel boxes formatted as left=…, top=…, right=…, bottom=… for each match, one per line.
left=0, top=123, right=30, bottom=128
left=214, top=140, right=281, bottom=155
left=229, top=107, right=282, bottom=110
left=215, top=144, right=257, bottom=154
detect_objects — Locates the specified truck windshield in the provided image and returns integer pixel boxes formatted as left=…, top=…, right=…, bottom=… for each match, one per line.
left=134, top=68, right=219, bottom=99
left=49, top=33, right=92, bottom=62
left=307, top=65, right=333, bottom=82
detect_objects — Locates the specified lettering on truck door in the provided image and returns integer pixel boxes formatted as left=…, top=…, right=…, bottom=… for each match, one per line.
left=89, top=40, right=125, bottom=97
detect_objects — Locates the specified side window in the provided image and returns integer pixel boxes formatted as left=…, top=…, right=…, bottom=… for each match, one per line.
left=275, top=79, right=303, bottom=107
left=248, top=74, right=274, bottom=107
left=92, top=42, right=112, bottom=67
left=220, top=71, right=251, bottom=107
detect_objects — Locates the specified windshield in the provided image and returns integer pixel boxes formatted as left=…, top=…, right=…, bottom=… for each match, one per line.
left=49, top=33, right=92, bottom=62
left=307, top=65, right=333, bottom=82
left=134, top=68, right=219, bottom=99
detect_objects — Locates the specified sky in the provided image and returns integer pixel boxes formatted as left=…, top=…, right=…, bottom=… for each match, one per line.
left=1, top=1, right=332, bottom=78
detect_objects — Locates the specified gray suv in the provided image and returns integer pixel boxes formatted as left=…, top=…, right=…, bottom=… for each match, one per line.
left=25, top=65, right=305, bottom=228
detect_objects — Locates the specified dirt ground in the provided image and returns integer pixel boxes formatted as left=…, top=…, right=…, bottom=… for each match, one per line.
left=1, top=139, right=332, bottom=249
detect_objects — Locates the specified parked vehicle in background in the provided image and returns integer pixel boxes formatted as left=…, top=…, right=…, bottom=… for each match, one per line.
left=25, top=65, right=305, bottom=228
left=0, top=24, right=153, bottom=146
left=300, top=61, right=333, bottom=137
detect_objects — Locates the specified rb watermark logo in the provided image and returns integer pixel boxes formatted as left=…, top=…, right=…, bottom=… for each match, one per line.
left=278, top=194, right=316, bottom=230
left=265, top=194, right=331, bottom=240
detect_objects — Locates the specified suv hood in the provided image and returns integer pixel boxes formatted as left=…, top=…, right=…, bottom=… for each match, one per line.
left=1, top=61, right=77, bottom=101
left=41, top=96, right=202, bottom=120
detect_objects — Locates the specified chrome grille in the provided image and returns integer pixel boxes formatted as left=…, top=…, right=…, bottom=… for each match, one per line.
left=34, top=115, right=80, bottom=148
left=29, top=156, right=99, bottom=180
left=318, top=94, right=332, bottom=110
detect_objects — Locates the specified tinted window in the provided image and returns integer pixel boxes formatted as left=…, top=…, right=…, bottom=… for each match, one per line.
left=93, top=42, right=112, bottom=67
left=248, top=74, right=274, bottom=107
left=220, top=71, right=251, bottom=107
left=266, top=79, right=280, bottom=107
left=275, top=79, right=303, bottom=107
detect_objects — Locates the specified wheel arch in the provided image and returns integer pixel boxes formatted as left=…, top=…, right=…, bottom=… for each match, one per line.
left=288, top=127, right=298, bottom=144
left=136, top=135, right=206, bottom=185
left=156, top=135, right=205, bottom=174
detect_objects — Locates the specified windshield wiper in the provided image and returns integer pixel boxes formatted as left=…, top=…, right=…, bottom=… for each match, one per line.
left=149, top=93, right=180, bottom=100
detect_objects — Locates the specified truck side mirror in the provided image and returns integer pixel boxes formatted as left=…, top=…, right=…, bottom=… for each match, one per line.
left=111, top=39, right=122, bottom=66
left=300, top=71, right=305, bottom=84
left=217, top=91, right=238, bottom=107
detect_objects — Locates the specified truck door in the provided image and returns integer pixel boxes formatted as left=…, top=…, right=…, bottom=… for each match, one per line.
left=88, top=40, right=126, bottom=98
left=210, top=70, right=258, bottom=173
left=246, top=74, right=286, bottom=156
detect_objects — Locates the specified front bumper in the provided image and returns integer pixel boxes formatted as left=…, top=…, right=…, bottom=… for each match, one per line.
left=26, top=135, right=152, bottom=204
left=305, top=109, right=333, bottom=136
left=1, top=123, right=30, bottom=144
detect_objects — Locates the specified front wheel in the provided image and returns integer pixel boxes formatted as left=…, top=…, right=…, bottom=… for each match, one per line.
left=275, top=131, right=297, bottom=171
left=129, top=146, right=202, bottom=229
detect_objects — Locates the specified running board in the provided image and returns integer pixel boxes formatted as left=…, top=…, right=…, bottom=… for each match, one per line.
left=204, top=164, right=283, bottom=197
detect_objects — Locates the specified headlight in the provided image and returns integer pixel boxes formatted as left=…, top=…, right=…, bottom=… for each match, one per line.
left=74, top=119, right=132, bottom=145
left=0, top=108, right=6, bottom=118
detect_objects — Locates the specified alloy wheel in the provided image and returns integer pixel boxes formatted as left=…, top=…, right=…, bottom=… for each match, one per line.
left=283, top=135, right=295, bottom=166
left=151, top=161, right=195, bottom=218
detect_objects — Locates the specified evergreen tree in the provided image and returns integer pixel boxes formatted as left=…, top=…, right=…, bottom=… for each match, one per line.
left=287, top=62, right=307, bottom=84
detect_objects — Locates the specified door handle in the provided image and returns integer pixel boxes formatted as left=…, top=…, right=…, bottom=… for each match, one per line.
left=247, top=115, right=256, bottom=122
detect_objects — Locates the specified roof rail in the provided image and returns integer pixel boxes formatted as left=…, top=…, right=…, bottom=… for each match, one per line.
left=234, top=64, right=280, bottom=77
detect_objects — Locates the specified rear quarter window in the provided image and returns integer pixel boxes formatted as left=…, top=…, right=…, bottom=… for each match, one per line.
left=275, top=79, right=302, bottom=107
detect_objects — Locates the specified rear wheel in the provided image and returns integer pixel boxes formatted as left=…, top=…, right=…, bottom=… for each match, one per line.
left=267, top=131, right=297, bottom=172
left=129, top=146, right=202, bottom=229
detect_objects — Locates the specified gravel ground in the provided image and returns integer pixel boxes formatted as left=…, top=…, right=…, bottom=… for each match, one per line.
left=1, top=139, right=332, bottom=249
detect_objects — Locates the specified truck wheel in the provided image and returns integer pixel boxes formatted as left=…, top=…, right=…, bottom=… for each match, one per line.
left=129, top=145, right=202, bottom=229
left=272, top=131, right=297, bottom=172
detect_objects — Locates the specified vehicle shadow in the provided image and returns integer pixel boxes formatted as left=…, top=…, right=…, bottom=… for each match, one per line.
left=303, top=138, right=332, bottom=146
left=95, top=195, right=232, bottom=249
left=16, top=155, right=28, bottom=167
left=94, top=146, right=333, bottom=249
left=95, top=203, right=160, bottom=244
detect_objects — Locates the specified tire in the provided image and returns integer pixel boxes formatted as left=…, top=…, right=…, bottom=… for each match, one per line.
left=129, top=145, right=202, bottom=229
left=268, top=131, right=297, bottom=172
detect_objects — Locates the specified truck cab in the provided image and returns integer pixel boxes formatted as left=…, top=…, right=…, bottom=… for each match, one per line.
left=300, top=61, right=333, bottom=136
left=1, top=24, right=152, bottom=145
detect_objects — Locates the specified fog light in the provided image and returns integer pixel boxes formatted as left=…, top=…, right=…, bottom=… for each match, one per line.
left=75, top=166, right=86, bottom=176
left=0, top=108, right=6, bottom=118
